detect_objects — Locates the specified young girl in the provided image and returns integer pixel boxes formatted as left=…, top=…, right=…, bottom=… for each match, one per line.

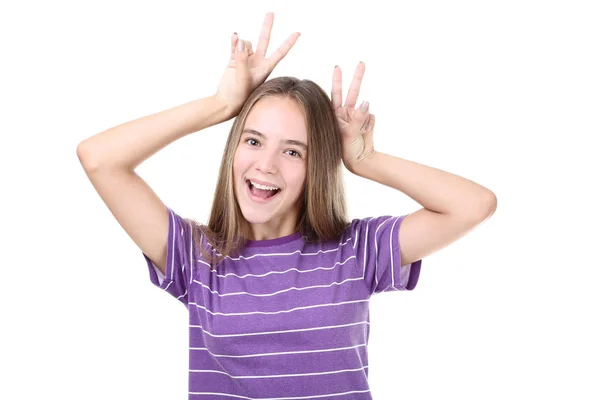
left=78, top=12, right=496, bottom=400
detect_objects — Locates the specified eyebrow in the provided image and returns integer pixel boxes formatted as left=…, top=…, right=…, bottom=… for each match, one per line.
left=242, top=129, right=307, bottom=151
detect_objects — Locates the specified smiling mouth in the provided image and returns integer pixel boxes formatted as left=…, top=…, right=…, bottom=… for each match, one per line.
left=246, top=179, right=281, bottom=200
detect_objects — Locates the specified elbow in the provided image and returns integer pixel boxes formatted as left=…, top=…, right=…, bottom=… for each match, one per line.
left=477, top=191, right=497, bottom=220
left=463, top=191, right=497, bottom=222
left=77, top=140, right=100, bottom=172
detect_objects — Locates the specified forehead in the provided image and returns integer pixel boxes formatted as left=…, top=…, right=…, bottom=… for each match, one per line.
left=244, top=97, right=307, bottom=142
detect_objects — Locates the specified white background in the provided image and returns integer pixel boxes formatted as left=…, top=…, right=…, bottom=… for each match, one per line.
left=2, top=0, right=599, bottom=399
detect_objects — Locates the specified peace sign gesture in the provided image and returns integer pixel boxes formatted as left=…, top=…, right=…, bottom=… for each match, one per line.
left=216, top=12, right=301, bottom=118
left=331, top=62, right=376, bottom=172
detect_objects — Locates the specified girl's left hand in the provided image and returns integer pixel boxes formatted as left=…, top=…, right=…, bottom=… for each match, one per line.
left=331, top=62, right=376, bottom=172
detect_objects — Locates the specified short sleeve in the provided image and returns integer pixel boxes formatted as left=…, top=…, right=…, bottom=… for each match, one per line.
left=351, top=215, right=422, bottom=296
left=143, top=206, right=197, bottom=307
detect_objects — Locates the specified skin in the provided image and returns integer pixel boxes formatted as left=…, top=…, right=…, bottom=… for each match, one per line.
left=331, top=62, right=497, bottom=266
left=232, top=96, right=308, bottom=241
left=228, top=13, right=497, bottom=264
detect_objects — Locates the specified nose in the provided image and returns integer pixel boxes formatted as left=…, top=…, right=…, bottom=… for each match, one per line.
left=254, top=148, right=279, bottom=174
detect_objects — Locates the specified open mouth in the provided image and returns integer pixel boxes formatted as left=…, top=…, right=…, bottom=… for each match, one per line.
left=246, top=179, right=281, bottom=201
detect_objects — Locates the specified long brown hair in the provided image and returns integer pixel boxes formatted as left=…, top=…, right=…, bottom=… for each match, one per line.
left=187, top=76, right=350, bottom=268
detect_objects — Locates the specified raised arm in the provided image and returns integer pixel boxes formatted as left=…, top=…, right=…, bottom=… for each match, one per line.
left=77, top=95, right=231, bottom=273
left=76, top=12, right=300, bottom=274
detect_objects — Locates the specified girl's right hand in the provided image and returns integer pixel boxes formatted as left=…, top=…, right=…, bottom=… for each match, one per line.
left=215, top=13, right=300, bottom=119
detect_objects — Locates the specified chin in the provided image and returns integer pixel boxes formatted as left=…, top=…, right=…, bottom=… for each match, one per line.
left=240, top=209, right=275, bottom=225
left=236, top=198, right=266, bottom=224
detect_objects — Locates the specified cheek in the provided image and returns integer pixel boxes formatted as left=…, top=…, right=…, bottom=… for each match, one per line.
left=232, top=150, right=246, bottom=178
left=289, top=169, right=307, bottom=190
left=232, top=158, right=240, bottom=176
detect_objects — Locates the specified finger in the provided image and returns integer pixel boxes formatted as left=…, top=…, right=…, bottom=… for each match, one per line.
left=355, top=101, right=371, bottom=130
left=234, top=37, right=250, bottom=90
left=362, top=114, right=375, bottom=151
left=366, top=113, right=375, bottom=131
left=344, top=62, right=365, bottom=109
left=267, top=32, right=301, bottom=68
left=230, top=33, right=238, bottom=61
left=235, top=37, right=250, bottom=66
left=245, top=40, right=254, bottom=55
left=331, top=66, right=342, bottom=110
left=255, top=12, right=274, bottom=56
left=360, top=113, right=372, bottom=131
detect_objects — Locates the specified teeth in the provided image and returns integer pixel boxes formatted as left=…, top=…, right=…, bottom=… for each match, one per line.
left=249, top=180, right=279, bottom=191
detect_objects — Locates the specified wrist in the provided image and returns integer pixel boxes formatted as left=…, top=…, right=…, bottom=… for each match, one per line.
left=209, top=94, right=232, bottom=121
left=346, top=150, right=378, bottom=177
left=212, top=93, right=242, bottom=122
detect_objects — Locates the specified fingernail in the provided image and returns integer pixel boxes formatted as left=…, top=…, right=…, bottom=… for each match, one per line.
left=360, top=101, right=369, bottom=111
left=237, top=39, right=244, bottom=51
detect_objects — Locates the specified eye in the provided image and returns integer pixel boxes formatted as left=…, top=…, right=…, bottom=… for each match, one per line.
left=245, top=138, right=259, bottom=146
left=286, top=149, right=301, bottom=158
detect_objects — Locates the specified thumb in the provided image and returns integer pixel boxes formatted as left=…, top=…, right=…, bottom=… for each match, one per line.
left=234, top=39, right=250, bottom=83
left=353, top=101, right=370, bottom=129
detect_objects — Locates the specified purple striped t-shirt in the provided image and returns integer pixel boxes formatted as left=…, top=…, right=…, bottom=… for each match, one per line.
left=143, top=206, right=422, bottom=399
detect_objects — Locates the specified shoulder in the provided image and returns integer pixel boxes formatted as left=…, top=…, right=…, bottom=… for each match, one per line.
left=345, top=215, right=404, bottom=238
left=169, top=210, right=217, bottom=255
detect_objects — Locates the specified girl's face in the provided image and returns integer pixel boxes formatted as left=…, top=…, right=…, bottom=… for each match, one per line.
left=233, top=96, right=308, bottom=239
